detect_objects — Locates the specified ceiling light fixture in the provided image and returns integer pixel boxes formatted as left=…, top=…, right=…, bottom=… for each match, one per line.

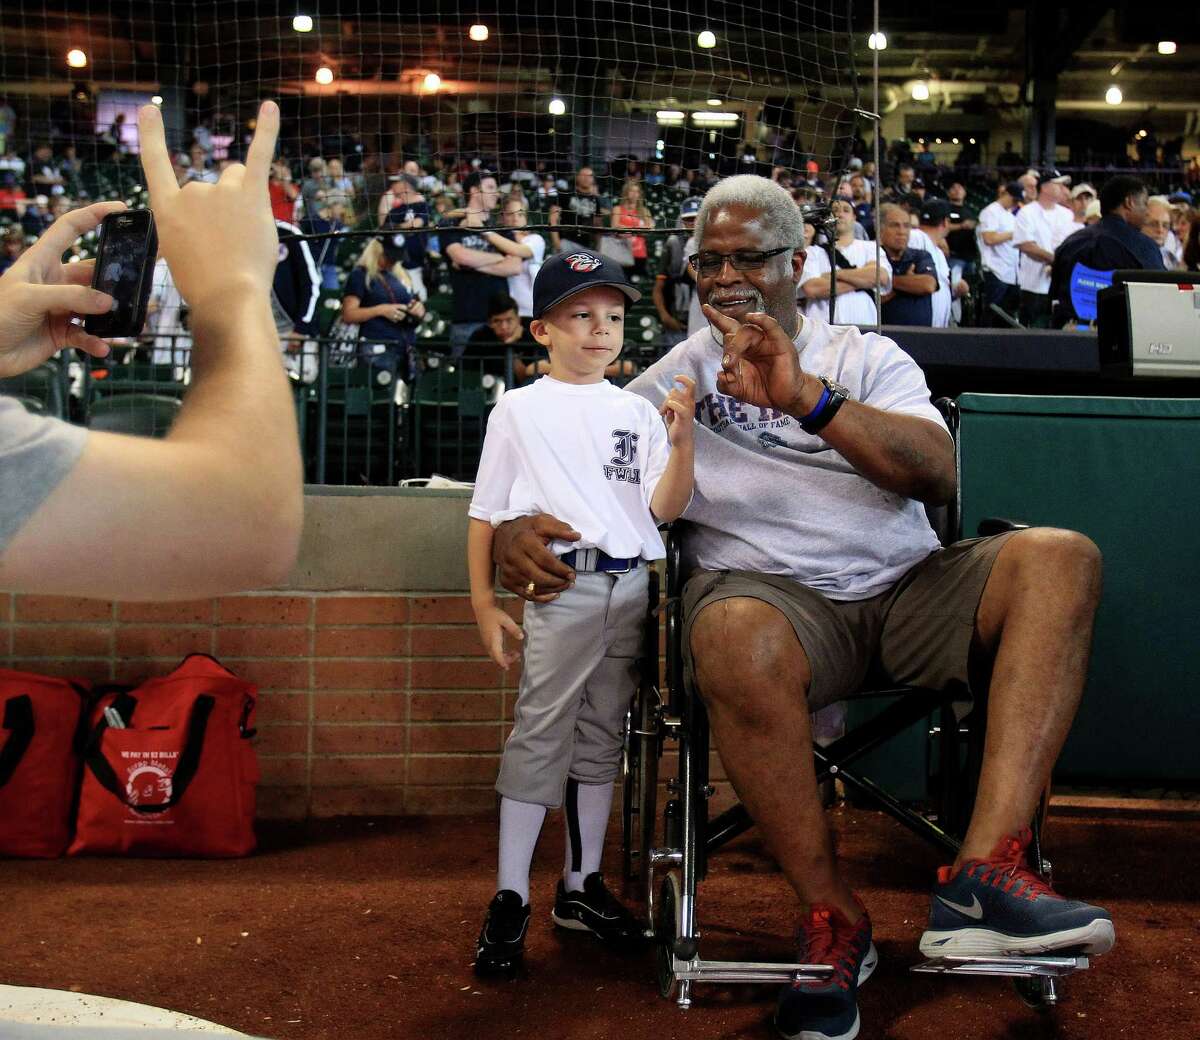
left=1105, top=84, right=1123, bottom=105
left=1157, top=41, right=1177, bottom=55
left=67, top=49, right=87, bottom=68
left=315, top=66, right=333, bottom=85
left=548, top=97, right=566, bottom=116
left=469, top=24, right=489, bottom=42
left=697, top=30, right=717, bottom=48
left=867, top=32, right=887, bottom=50
left=423, top=72, right=442, bottom=91
left=292, top=14, right=313, bottom=32
left=911, top=81, right=930, bottom=101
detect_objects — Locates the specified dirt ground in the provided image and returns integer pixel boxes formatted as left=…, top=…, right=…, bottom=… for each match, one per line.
left=1, top=807, right=1197, bottom=1040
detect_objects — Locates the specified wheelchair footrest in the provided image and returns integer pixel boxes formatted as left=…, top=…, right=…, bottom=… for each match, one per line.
left=912, top=953, right=1088, bottom=978
left=673, top=957, right=833, bottom=986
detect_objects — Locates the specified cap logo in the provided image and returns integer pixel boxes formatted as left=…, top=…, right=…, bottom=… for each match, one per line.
left=563, top=252, right=602, bottom=273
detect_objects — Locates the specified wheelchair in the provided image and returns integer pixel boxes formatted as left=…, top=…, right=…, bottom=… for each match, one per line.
left=620, top=398, right=1091, bottom=1013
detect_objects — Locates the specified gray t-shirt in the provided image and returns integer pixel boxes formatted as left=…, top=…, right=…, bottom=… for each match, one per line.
left=625, top=315, right=947, bottom=601
left=0, top=397, right=88, bottom=554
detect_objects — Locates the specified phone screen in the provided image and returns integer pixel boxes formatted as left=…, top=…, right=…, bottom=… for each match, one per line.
left=86, top=211, right=156, bottom=338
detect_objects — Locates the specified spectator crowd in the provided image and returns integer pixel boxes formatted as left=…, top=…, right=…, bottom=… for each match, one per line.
left=3, top=99, right=1200, bottom=380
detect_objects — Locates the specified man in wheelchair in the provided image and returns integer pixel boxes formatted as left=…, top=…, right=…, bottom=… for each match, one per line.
left=492, top=175, right=1113, bottom=1040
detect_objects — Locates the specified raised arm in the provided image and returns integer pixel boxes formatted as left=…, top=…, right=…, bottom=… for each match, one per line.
left=0, top=101, right=304, bottom=600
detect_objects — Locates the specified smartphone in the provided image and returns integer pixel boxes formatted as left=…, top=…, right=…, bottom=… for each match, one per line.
left=84, top=210, right=159, bottom=338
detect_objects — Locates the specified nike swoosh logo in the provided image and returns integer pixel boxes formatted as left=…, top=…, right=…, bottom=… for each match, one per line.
left=937, top=894, right=984, bottom=920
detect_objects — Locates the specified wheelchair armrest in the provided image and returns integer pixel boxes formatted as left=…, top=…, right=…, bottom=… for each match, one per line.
left=977, top=517, right=1032, bottom=537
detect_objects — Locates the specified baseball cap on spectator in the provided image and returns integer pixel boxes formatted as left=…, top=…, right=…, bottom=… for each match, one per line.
left=1167, top=191, right=1192, bottom=205
left=1070, top=183, right=1096, bottom=199
left=918, top=199, right=954, bottom=225
left=379, top=233, right=407, bottom=262
left=848, top=157, right=864, bottom=171
left=912, top=176, right=925, bottom=188
left=532, top=250, right=641, bottom=320
left=1037, top=168, right=1071, bottom=187
left=679, top=196, right=702, bottom=219
left=461, top=169, right=495, bottom=194
left=1003, top=180, right=1025, bottom=201
left=1084, top=199, right=1101, bottom=221
left=806, top=160, right=820, bottom=174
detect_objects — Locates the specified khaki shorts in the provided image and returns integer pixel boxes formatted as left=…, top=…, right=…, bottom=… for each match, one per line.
left=681, top=533, right=1018, bottom=713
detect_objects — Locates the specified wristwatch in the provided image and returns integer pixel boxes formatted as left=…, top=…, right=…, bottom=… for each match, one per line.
left=798, top=376, right=850, bottom=434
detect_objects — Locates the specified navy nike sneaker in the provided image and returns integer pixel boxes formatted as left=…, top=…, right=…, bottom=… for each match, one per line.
left=775, top=903, right=877, bottom=1040
left=475, top=889, right=531, bottom=977
left=919, top=828, right=1115, bottom=958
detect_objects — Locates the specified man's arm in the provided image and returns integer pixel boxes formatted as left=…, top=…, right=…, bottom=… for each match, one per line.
left=835, top=262, right=881, bottom=290
left=1016, top=240, right=1054, bottom=265
left=445, top=243, right=522, bottom=275
left=981, top=230, right=1013, bottom=245
left=0, top=102, right=303, bottom=601
left=801, top=275, right=856, bottom=298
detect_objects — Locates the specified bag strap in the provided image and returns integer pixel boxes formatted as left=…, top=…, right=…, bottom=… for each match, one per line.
left=84, top=695, right=216, bottom=815
left=0, top=696, right=35, bottom=789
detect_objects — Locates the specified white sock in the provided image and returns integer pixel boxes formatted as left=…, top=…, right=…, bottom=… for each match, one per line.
left=497, top=797, right=547, bottom=904
left=562, top=778, right=615, bottom=892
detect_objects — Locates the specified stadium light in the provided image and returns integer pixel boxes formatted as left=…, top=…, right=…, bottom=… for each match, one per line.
left=952, top=137, right=959, bottom=145
left=1157, top=41, right=1177, bottom=55
left=911, top=81, right=930, bottom=101
left=469, top=24, right=489, bottom=42
left=656, top=110, right=686, bottom=125
left=697, top=30, right=717, bottom=48
left=67, top=49, right=87, bottom=69
left=692, top=111, right=739, bottom=126
left=424, top=72, right=442, bottom=91
left=969, top=137, right=976, bottom=144
left=867, top=32, right=887, bottom=50
left=151, top=95, right=164, bottom=106
left=315, top=66, right=334, bottom=85
left=548, top=97, right=566, bottom=116
left=1105, top=84, right=1123, bottom=105
left=706, top=98, right=722, bottom=106
left=292, top=14, right=313, bottom=32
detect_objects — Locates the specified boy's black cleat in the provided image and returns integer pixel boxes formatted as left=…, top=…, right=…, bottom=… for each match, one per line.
left=474, top=889, right=531, bottom=978
left=551, top=872, right=644, bottom=946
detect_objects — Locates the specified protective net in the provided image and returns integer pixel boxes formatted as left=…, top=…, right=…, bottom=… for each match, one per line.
left=0, top=1, right=862, bottom=481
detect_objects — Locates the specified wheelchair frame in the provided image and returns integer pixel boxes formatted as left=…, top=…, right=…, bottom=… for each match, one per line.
left=620, top=398, right=1089, bottom=1012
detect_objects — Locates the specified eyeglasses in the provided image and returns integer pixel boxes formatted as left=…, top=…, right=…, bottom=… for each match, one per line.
left=687, top=245, right=795, bottom=275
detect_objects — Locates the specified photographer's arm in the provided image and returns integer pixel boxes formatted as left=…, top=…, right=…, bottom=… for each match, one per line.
left=0, top=102, right=303, bottom=601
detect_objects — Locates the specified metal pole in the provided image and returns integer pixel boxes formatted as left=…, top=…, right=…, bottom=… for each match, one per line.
left=873, top=0, right=882, bottom=334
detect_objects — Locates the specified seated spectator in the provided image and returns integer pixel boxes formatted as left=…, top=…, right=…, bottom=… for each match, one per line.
left=878, top=203, right=938, bottom=326
left=1144, top=197, right=1183, bottom=269
left=187, top=143, right=218, bottom=184
left=25, top=143, right=64, bottom=196
left=146, top=254, right=191, bottom=366
left=1050, top=175, right=1164, bottom=324
left=326, top=157, right=355, bottom=205
left=800, top=198, right=891, bottom=326
left=482, top=195, right=545, bottom=318
left=301, top=157, right=330, bottom=219
left=976, top=181, right=1024, bottom=326
left=464, top=292, right=544, bottom=380
left=892, top=163, right=915, bottom=197
left=849, top=173, right=874, bottom=238
left=340, top=237, right=426, bottom=379
left=380, top=174, right=432, bottom=300
left=300, top=199, right=347, bottom=291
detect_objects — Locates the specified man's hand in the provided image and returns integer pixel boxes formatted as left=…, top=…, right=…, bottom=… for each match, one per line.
left=138, top=100, right=280, bottom=315
left=0, top=200, right=126, bottom=377
left=702, top=304, right=819, bottom=417
left=492, top=513, right=581, bottom=602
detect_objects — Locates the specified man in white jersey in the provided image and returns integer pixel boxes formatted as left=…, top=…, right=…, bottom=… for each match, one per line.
left=799, top=198, right=890, bottom=326
left=976, top=180, right=1023, bottom=326
left=908, top=200, right=968, bottom=328
left=1012, top=168, right=1076, bottom=327
left=488, top=174, right=1114, bottom=1040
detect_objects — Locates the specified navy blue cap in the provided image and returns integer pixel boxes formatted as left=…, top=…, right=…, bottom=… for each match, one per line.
left=379, top=232, right=407, bottom=261
left=919, top=198, right=954, bottom=224
left=679, top=196, right=703, bottom=218
left=1003, top=180, right=1025, bottom=201
left=532, top=250, right=641, bottom=319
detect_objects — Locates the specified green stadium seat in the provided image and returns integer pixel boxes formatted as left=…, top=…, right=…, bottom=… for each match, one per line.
left=87, top=393, right=181, bottom=438
left=0, top=360, right=66, bottom=418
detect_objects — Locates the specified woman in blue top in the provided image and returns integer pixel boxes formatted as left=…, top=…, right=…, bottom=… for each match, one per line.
left=341, top=235, right=426, bottom=379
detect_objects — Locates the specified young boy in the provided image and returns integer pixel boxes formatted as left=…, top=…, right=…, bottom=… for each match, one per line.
left=467, top=251, right=696, bottom=977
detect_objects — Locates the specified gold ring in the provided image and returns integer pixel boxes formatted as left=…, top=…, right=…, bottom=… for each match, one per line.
left=525, top=582, right=536, bottom=596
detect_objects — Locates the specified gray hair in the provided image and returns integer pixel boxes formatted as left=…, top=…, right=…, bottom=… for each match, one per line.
left=694, top=175, right=805, bottom=252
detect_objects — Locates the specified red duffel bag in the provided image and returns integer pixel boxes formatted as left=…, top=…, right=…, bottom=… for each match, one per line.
left=69, top=654, right=259, bottom=858
left=0, top=668, right=91, bottom=858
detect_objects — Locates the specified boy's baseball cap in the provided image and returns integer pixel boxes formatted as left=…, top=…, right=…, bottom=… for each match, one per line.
left=680, top=196, right=703, bottom=218
left=532, top=250, right=641, bottom=319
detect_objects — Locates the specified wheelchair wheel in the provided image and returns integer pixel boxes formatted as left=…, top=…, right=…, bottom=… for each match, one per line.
left=1014, top=975, right=1058, bottom=1012
left=655, top=873, right=681, bottom=1000
left=620, top=706, right=637, bottom=881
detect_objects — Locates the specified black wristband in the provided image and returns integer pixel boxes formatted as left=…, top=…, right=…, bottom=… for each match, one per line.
left=799, top=377, right=849, bottom=434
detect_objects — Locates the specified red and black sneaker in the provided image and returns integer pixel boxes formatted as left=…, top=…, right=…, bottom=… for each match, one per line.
left=774, top=902, right=878, bottom=1040
left=919, top=828, right=1115, bottom=958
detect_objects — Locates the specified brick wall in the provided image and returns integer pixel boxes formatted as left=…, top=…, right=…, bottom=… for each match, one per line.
left=0, top=591, right=531, bottom=818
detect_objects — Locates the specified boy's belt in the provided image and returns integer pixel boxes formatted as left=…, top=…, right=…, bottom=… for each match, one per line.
left=561, top=549, right=641, bottom=574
